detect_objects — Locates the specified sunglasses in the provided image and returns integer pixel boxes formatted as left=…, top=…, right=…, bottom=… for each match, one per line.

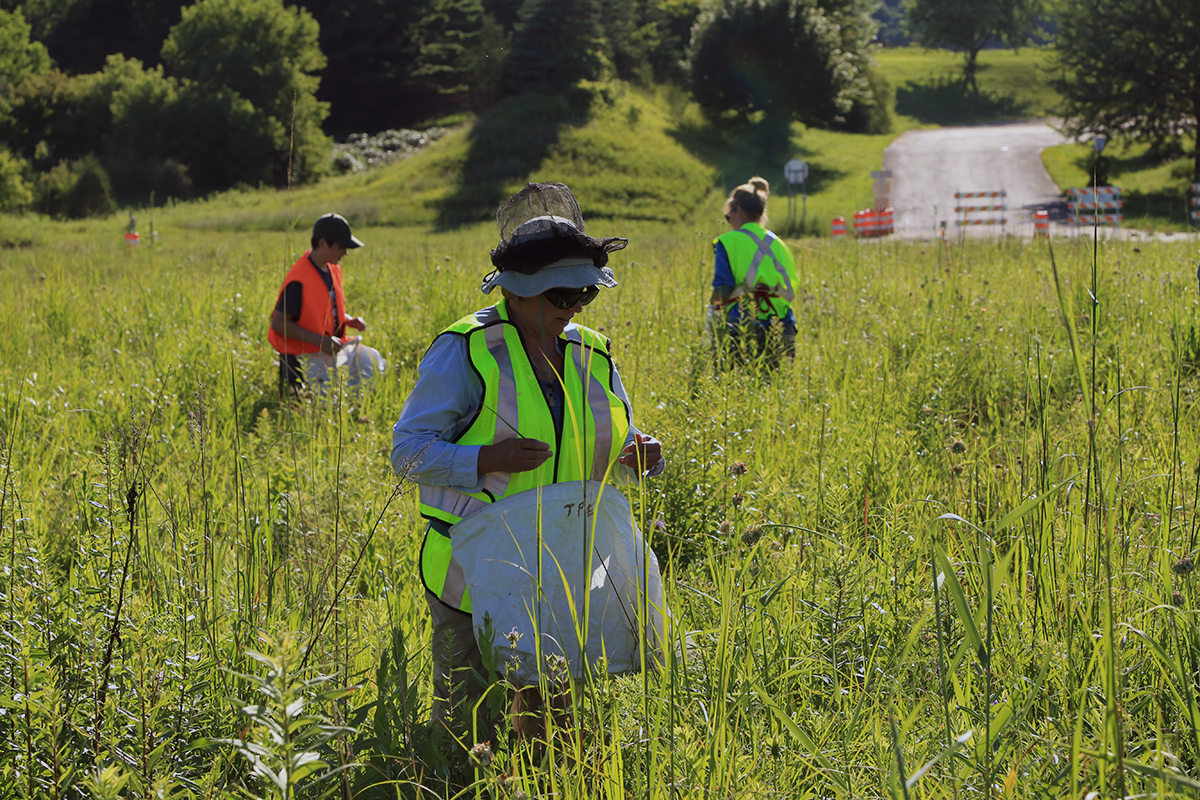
left=543, top=285, right=599, bottom=309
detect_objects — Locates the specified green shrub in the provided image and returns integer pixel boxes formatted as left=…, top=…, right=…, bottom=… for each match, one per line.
left=34, top=155, right=115, bottom=219
left=838, top=67, right=895, bottom=135
left=0, top=149, right=32, bottom=211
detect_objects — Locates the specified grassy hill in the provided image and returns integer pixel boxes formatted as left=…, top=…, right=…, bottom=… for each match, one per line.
left=18, top=47, right=1116, bottom=241
left=147, top=48, right=1072, bottom=240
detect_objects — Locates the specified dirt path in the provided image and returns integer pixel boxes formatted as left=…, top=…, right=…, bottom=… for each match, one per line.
left=883, top=120, right=1071, bottom=239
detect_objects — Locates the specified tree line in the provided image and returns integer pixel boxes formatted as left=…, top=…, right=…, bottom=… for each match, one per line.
left=0, top=0, right=1194, bottom=218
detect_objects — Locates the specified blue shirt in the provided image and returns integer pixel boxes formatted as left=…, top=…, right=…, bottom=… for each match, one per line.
left=392, top=324, right=659, bottom=491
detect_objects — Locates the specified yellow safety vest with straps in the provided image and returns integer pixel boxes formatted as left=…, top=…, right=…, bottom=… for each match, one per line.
left=418, top=299, right=631, bottom=613
left=714, top=222, right=797, bottom=321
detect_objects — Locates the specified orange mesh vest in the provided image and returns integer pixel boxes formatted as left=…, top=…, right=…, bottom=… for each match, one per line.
left=267, top=253, right=348, bottom=355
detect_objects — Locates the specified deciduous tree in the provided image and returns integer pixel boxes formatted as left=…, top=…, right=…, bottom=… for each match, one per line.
left=161, top=0, right=329, bottom=183
left=904, top=0, right=1040, bottom=89
left=1053, top=0, right=1200, bottom=181
left=0, top=8, right=51, bottom=89
left=688, top=0, right=878, bottom=130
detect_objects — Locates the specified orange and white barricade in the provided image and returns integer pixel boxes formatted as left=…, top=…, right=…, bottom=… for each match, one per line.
left=1067, top=187, right=1122, bottom=227
left=955, top=191, right=1006, bottom=228
left=831, top=216, right=847, bottom=237
left=1033, top=209, right=1049, bottom=238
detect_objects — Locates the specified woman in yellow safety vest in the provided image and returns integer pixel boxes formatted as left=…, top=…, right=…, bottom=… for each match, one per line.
left=391, top=182, right=664, bottom=737
left=709, top=176, right=798, bottom=366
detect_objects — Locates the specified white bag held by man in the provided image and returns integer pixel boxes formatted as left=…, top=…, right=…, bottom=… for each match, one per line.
left=449, top=480, right=670, bottom=686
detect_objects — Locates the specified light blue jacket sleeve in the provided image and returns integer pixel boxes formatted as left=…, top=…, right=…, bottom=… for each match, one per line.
left=391, top=334, right=487, bottom=492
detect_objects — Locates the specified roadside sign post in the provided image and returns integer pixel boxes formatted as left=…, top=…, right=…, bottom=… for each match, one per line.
left=870, top=169, right=893, bottom=211
left=785, top=159, right=808, bottom=224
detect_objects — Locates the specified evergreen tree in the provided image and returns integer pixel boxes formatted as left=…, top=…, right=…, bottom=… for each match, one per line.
left=600, top=0, right=655, bottom=84
left=306, top=0, right=483, bottom=133
left=2, top=0, right=188, bottom=74
left=504, top=0, right=607, bottom=93
left=412, top=0, right=483, bottom=97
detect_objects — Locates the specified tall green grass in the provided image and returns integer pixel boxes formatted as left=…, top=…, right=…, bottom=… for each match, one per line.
left=4, top=218, right=1200, bottom=797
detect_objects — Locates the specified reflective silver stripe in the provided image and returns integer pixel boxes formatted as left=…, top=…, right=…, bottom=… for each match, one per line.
left=420, top=484, right=489, bottom=519
left=442, top=554, right=467, bottom=608
left=729, top=229, right=794, bottom=302
left=572, top=343, right=613, bottom=480
left=483, top=323, right=515, bottom=499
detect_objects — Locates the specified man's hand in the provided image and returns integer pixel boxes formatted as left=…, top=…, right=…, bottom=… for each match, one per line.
left=320, top=336, right=345, bottom=356
left=478, top=438, right=553, bottom=476
left=345, top=316, right=366, bottom=331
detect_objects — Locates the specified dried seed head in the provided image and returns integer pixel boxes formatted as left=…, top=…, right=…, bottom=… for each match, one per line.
left=950, top=440, right=966, bottom=454
left=469, top=741, right=493, bottom=767
left=718, top=519, right=733, bottom=536
left=1173, top=591, right=1185, bottom=607
left=1172, top=556, right=1194, bottom=576
left=741, top=524, right=763, bottom=546
left=731, top=492, right=744, bottom=508
left=730, top=461, right=747, bottom=476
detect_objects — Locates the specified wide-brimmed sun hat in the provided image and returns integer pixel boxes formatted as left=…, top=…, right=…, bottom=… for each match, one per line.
left=482, top=182, right=627, bottom=296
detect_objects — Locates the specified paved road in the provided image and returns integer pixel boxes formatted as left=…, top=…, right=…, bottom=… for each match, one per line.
left=883, top=120, right=1071, bottom=239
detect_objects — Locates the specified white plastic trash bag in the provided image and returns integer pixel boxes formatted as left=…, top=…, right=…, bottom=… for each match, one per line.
left=449, top=480, right=669, bottom=685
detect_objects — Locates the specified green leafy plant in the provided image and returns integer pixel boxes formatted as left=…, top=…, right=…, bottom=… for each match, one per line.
left=196, top=636, right=357, bottom=800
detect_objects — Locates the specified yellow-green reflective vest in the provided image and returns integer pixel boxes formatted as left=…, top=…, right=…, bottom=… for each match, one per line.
left=418, top=299, right=632, bottom=613
left=714, top=222, right=797, bottom=321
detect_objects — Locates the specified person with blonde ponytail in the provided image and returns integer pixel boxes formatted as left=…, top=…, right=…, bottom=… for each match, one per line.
left=709, top=177, right=797, bottom=366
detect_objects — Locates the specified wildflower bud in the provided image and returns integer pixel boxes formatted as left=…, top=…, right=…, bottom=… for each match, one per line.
left=731, top=492, right=744, bottom=508
left=741, top=524, right=763, bottom=546
left=1173, top=556, right=1194, bottom=576
left=730, top=461, right=747, bottom=476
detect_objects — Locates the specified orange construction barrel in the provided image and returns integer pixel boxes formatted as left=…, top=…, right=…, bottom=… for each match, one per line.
left=1034, top=209, right=1049, bottom=238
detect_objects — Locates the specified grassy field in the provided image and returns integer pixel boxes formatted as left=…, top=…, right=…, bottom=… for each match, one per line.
left=874, top=46, right=1061, bottom=125
left=5, top=216, right=1200, bottom=797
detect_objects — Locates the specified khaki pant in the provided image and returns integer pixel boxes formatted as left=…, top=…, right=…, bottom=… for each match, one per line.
left=425, top=590, right=492, bottom=733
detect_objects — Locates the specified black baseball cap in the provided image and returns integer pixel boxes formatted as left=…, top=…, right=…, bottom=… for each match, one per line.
left=312, top=213, right=364, bottom=249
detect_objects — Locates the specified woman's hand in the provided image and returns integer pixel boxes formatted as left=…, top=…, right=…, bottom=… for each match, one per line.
left=478, top=438, right=552, bottom=476
left=619, top=433, right=662, bottom=474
